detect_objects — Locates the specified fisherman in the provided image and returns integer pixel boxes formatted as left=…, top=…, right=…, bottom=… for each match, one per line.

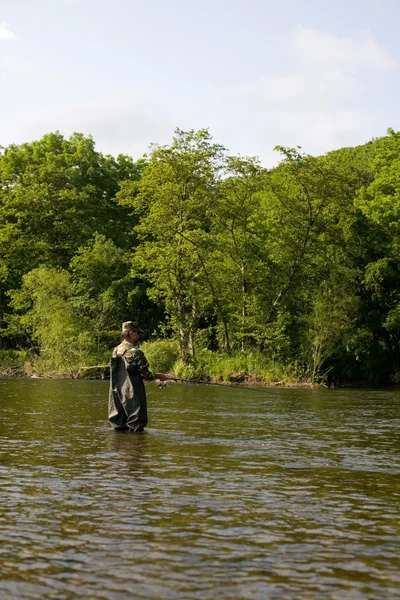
left=108, top=321, right=171, bottom=432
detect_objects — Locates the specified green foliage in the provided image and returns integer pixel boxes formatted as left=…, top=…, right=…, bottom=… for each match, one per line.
left=0, top=132, right=139, bottom=321
left=8, top=267, right=99, bottom=376
left=140, top=339, right=180, bottom=373
left=70, top=233, right=135, bottom=332
left=0, top=349, right=29, bottom=368
left=3, top=127, right=400, bottom=385
left=173, top=349, right=299, bottom=384
left=122, top=128, right=227, bottom=360
left=304, top=288, right=358, bottom=382
left=210, top=156, right=267, bottom=350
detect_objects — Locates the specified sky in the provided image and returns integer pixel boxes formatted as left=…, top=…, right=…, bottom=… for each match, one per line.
left=0, top=0, right=399, bottom=166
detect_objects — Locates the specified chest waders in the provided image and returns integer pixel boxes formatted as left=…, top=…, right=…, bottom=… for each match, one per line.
left=108, top=347, right=148, bottom=432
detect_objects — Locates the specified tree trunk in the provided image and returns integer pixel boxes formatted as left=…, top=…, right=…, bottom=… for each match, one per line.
left=222, top=321, right=231, bottom=354
left=188, top=299, right=197, bottom=358
left=176, top=295, right=189, bottom=364
left=241, top=263, right=247, bottom=351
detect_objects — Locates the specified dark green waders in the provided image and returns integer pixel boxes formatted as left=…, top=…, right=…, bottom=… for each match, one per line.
left=108, top=348, right=149, bottom=432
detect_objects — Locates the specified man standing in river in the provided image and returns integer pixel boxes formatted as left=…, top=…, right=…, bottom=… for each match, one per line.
left=108, top=321, right=171, bottom=432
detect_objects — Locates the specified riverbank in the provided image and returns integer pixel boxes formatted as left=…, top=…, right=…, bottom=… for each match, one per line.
left=0, top=364, right=318, bottom=387
left=0, top=343, right=316, bottom=386
left=3, top=365, right=392, bottom=389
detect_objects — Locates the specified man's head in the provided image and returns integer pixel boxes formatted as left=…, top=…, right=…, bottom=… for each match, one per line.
left=121, top=321, right=140, bottom=343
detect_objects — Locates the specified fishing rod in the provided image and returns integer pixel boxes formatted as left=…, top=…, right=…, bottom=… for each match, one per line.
left=157, top=377, right=268, bottom=392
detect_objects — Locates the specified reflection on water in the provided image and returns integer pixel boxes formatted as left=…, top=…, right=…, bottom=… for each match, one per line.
left=0, top=378, right=399, bottom=599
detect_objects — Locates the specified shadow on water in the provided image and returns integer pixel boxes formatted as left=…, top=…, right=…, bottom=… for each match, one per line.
left=0, top=377, right=399, bottom=599
left=105, top=430, right=152, bottom=478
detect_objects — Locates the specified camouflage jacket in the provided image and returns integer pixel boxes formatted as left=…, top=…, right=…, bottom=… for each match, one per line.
left=112, top=341, right=156, bottom=380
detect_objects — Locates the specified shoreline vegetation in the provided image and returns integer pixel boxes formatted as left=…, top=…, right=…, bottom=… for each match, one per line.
left=0, top=369, right=316, bottom=388
left=0, top=343, right=384, bottom=388
left=0, top=344, right=318, bottom=387
left=2, top=128, right=400, bottom=387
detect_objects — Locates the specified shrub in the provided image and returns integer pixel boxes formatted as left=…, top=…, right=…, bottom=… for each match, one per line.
left=173, top=350, right=302, bottom=384
left=140, top=339, right=180, bottom=373
left=0, top=349, right=29, bottom=368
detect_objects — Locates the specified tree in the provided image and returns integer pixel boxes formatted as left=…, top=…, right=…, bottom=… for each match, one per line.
left=210, top=156, right=267, bottom=350
left=119, top=128, right=226, bottom=361
left=355, top=130, right=400, bottom=378
left=70, top=233, right=162, bottom=341
left=8, top=267, right=96, bottom=374
left=0, top=131, right=149, bottom=352
left=0, top=131, right=135, bottom=305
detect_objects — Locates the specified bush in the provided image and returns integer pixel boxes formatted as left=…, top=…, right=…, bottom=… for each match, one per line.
left=0, top=349, right=30, bottom=368
left=140, top=339, right=180, bottom=373
left=173, top=350, right=301, bottom=384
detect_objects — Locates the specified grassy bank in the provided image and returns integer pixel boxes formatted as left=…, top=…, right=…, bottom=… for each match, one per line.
left=168, top=350, right=308, bottom=387
left=0, top=341, right=313, bottom=386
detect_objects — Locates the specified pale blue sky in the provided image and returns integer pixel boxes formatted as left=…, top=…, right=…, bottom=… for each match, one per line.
left=0, top=0, right=399, bottom=165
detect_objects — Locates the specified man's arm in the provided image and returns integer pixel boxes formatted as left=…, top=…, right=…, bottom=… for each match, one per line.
left=128, top=348, right=174, bottom=381
left=134, top=349, right=156, bottom=380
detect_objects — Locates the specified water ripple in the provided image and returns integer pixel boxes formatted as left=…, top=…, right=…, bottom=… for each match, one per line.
left=0, top=379, right=399, bottom=598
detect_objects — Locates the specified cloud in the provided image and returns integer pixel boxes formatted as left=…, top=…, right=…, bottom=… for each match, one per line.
left=234, top=107, right=385, bottom=168
left=247, top=69, right=357, bottom=109
left=312, top=109, right=382, bottom=143
left=277, top=108, right=383, bottom=151
left=293, top=25, right=396, bottom=73
left=240, top=25, right=396, bottom=162
left=0, top=21, right=18, bottom=41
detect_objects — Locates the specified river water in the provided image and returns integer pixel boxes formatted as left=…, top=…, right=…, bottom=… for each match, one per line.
left=0, top=378, right=399, bottom=599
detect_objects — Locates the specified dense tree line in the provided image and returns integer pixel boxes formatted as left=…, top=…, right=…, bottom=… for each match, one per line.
left=1, top=128, right=400, bottom=383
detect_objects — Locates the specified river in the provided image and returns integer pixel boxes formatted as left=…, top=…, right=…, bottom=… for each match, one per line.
left=0, top=378, right=399, bottom=599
